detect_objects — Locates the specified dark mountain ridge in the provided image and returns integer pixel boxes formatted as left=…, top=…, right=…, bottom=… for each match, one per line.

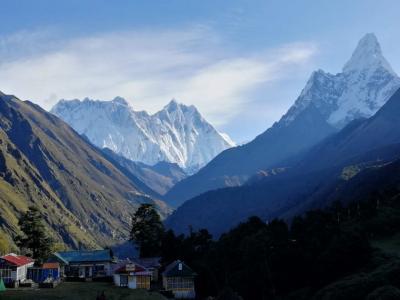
left=166, top=88, right=400, bottom=236
left=0, top=92, right=170, bottom=249
left=165, top=34, right=400, bottom=208
left=101, top=147, right=186, bottom=197
left=166, top=103, right=336, bottom=207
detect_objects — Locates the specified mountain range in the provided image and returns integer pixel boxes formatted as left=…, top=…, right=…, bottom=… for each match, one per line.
left=164, top=33, right=400, bottom=208
left=165, top=33, right=400, bottom=234
left=51, top=98, right=234, bottom=174
left=0, top=92, right=170, bottom=249
left=2, top=33, right=400, bottom=249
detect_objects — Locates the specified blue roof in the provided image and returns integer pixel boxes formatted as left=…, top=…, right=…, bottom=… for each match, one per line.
left=56, top=250, right=112, bottom=263
left=51, top=252, right=69, bottom=265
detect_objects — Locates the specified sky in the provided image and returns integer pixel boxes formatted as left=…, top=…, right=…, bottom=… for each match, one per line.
left=1, top=1, right=400, bottom=143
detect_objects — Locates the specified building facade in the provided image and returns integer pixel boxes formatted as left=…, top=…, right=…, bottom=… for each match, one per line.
left=49, top=249, right=114, bottom=280
left=113, top=262, right=152, bottom=289
left=133, top=257, right=161, bottom=282
left=162, top=260, right=196, bottom=299
left=27, top=262, right=61, bottom=283
left=0, top=254, right=35, bottom=286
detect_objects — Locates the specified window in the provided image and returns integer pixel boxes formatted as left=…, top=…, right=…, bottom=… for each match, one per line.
left=0, top=269, right=12, bottom=279
left=93, top=265, right=105, bottom=277
left=136, top=275, right=150, bottom=289
left=66, top=266, right=79, bottom=277
left=0, top=268, right=13, bottom=283
left=167, top=277, right=194, bottom=290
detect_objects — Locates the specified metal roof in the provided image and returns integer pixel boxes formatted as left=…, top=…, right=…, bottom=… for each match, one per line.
left=55, top=249, right=112, bottom=263
left=114, top=262, right=147, bottom=274
left=42, top=262, right=60, bottom=269
left=133, top=257, right=161, bottom=269
left=162, top=260, right=196, bottom=278
left=1, top=254, right=34, bottom=267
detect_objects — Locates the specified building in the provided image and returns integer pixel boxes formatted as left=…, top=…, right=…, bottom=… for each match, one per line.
left=49, top=249, right=114, bottom=280
left=133, top=257, right=161, bottom=281
left=47, top=252, right=68, bottom=277
left=0, top=253, right=35, bottom=286
left=27, top=262, right=61, bottom=283
left=113, top=261, right=152, bottom=289
left=162, top=260, right=196, bottom=299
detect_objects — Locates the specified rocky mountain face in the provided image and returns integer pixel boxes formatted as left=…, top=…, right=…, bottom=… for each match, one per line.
left=0, top=92, right=170, bottom=249
left=166, top=87, right=400, bottom=236
left=165, top=33, right=400, bottom=207
left=101, top=148, right=187, bottom=196
left=281, top=33, right=400, bottom=128
left=51, top=98, right=234, bottom=174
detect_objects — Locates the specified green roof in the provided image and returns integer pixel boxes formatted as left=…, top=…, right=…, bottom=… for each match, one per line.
left=162, top=260, right=196, bottom=277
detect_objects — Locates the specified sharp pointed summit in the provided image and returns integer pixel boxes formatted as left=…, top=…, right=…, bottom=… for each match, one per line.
left=343, top=33, right=394, bottom=74
left=165, top=98, right=179, bottom=110
left=280, top=33, right=400, bottom=128
left=165, top=34, right=400, bottom=207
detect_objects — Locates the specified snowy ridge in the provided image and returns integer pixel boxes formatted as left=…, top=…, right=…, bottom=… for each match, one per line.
left=51, top=98, right=234, bottom=173
left=280, top=33, right=400, bottom=128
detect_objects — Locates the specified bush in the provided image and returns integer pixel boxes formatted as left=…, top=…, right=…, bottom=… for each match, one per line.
left=366, top=285, right=400, bottom=300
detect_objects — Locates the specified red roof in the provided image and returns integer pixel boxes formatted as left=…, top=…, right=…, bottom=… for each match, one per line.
left=1, top=254, right=34, bottom=267
left=42, top=262, right=60, bottom=269
left=115, top=263, right=146, bottom=274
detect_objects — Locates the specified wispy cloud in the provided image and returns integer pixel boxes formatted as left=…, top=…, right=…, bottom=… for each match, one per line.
left=0, top=26, right=317, bottom=127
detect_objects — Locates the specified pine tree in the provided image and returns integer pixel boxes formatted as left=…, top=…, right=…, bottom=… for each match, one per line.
left=130, top=204, right=164, bottom=257
left=16, top=206, right=53, bottom=264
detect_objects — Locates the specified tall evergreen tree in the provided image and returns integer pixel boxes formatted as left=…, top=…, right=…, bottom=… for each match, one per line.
left=16, top=206, right=53, bottom=264
left=130, top=203, right=164, bottom=257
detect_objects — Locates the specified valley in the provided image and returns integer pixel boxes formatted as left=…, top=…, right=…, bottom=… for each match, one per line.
left=1, top=13, right=400, bottom=298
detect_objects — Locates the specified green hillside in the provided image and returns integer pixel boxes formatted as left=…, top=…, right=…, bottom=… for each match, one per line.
left=0, top=92, right=170, bottom=249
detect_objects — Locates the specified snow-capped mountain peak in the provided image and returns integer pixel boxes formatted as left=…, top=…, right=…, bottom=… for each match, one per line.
left=280, top=33, right=400, bottom=128
left=112, top=96, right=130, bottom=106
left=342, top=33, right=394, bottom=74
left=51, top=97, right=235, bottom=173
left=165, top=98, right=180, bottom=109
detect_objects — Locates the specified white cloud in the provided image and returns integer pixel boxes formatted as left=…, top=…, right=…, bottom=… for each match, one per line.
left=0, top=27, right=317, bottom=127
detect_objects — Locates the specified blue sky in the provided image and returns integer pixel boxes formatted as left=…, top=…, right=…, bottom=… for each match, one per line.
left=1, top=0, right=399, bottom=142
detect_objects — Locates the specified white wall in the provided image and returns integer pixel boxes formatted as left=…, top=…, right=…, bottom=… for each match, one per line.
left=16, top=263, right=34, bottom=281
left=113, top=274, right=120, bottom=286
left=128, top=276, right=137, bottom=289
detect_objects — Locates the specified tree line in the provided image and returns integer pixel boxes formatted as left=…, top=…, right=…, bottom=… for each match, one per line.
left=9, top=193, right=400, bottom=299
left=131, top=196, right=400, bottom=299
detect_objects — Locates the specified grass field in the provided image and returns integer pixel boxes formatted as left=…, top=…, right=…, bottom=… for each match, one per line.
left=0, top=282, right=167, bottom=300
left=371, top=233, right=400, bottom=255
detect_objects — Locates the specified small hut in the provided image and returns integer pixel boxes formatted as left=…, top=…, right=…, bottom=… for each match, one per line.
left=162, top=260, right=196, bottom=299
left=113, top=261, right=152, bottom=289
left=133, top=257, right=161, bottom=281
left=0, top=253, right=34, bottom=287
left=27, top=262, right=61, bottom=283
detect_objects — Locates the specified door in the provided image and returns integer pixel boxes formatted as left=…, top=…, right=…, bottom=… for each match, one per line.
left=85, top=266, right=92, bottom=278
left=120, top=275, right=128, bottom=287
